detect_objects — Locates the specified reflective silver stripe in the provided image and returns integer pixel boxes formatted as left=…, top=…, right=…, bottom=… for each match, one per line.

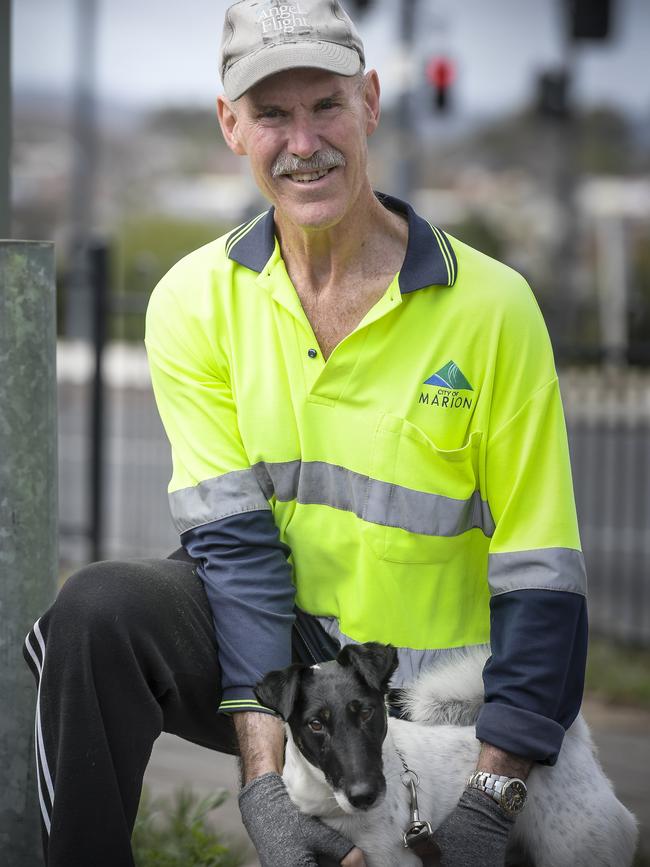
left=257, top=460, right=493, bottom=537
left=252, top=460, right=300, bottom=502
left=171, top=459, right=494, bottom=538
left=170, top=468, right=271, bottom=534
left=364, top=477, right=493, bottom=537
left=488, top=548, right=587, bottom=596
left=315, top=613, right=490, bottom=691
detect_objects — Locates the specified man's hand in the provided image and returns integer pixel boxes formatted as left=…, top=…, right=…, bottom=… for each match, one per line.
left=319, top=850, right=366, bottom=867
left=234, top=713, right=364, bottom=866
left=433, top=742, right=531, bottom=866
left=239, top=772, right=364, bottom=867
left=433, top=788, right=514, bottom=867
left=340, top=849, right=366, bottom=867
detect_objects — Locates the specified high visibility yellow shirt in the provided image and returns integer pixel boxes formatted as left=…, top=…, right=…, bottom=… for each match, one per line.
left=146, top=193, right=587, bottom=760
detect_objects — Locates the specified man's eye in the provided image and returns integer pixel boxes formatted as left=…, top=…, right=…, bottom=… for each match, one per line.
left=317, top=100, right=338, bottom=111
left=259, top=109, right=282, bottom=119
left=359, top=708, right=373, bottom=722
left=308, top=719, right=324, bottom=732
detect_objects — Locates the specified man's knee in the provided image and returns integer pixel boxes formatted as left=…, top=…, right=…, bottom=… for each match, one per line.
left=53, top=559, right=162, bottom=638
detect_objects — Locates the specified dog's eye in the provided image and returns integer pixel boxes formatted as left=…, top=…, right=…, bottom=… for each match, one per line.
left=308, top=719, right=323, bottom=732
left=359, top=708, right=374, bottom=722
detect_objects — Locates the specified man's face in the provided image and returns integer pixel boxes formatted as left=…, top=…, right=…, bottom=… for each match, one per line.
left=218, top=68, right=380, bottom=230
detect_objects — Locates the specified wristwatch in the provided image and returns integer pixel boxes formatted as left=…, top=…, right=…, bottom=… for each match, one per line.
left=466, top=771, right=528, bottom=815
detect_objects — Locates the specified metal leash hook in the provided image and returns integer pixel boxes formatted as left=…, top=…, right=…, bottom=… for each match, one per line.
left=400, top=768, right=433, bottom=849
left=395, top=750, right=441, bottom=864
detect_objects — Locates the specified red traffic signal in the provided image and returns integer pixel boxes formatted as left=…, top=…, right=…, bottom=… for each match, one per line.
left=426, top=57, right=456, bottom=112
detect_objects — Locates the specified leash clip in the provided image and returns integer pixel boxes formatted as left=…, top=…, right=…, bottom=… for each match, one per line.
left=396, top=748, right=439, bottom=861
left=401, top=775, right=434, bottom=849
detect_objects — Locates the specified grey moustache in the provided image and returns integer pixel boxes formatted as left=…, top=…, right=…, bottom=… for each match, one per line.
left=272, top=149, right=346, bottom=177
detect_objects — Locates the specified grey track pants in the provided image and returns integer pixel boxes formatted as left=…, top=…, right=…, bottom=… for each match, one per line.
left=23, top=548, right=338, bottom=867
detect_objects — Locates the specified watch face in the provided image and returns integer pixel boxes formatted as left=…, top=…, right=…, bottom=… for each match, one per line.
left=501, top=779, right=527, bottom=814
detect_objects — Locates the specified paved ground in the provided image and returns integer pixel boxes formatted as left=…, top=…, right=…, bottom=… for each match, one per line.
left=143, top=695, right=650, bottom=866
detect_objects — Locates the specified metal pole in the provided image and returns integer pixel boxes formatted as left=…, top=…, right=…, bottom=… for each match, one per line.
left=89, top=240, right=108, bottom=562
left=395, top=0, right=417, bottom=201
left=0, top=0, right=11, bottom=237
left=66, top=0, right=98, bottom=338
left=0, top=240, right=57, bottom=866
left=596, top=214, right=628, bottom=366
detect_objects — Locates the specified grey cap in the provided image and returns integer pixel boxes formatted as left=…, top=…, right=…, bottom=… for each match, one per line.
left=220, top=0, right=365, bottom=101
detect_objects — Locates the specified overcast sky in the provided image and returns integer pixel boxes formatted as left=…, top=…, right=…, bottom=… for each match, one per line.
left=11, top=0, right=650, bottom=116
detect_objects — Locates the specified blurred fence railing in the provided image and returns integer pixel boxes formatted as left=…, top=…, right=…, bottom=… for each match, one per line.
left=57, top=343, right=650, bottom=645
left=562, top=368, right=650, bottom=645
left=57, top=341, right=177, bottom=565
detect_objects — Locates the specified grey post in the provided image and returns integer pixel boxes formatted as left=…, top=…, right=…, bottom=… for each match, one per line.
left=0, top=0, right=11, bottom=237
left=0, top=241, right=58, bottom=865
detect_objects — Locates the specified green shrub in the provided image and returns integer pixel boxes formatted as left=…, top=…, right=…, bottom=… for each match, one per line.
left=586, top=637, right=650, bottom=709
left=133, top=786, right=245, bottom=867
left=634, top=849, right=650, bottom=867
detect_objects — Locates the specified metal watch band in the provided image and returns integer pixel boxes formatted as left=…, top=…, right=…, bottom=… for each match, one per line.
left=466, top=771, right=528, bottom=813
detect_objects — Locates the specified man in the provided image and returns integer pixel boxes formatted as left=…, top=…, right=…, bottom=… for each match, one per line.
left=24, top=1, right=587, bottom=865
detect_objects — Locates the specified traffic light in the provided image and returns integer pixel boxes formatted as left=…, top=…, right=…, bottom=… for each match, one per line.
left=536, top=68, right=571, bottom=119
left=348, top=0, right=374, bottom=14
left=426, top=57, right=455, bottom=113
left=567, top=0, right=612, bottom=40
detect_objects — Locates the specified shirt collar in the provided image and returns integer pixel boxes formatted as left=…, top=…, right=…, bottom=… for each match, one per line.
left=226, top=191, right=458, bottom=292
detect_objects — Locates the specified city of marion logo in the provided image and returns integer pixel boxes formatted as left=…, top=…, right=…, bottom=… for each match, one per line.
left=257, top=3, right=310, bottom=36
left=419, top=360, right=474, bottom=410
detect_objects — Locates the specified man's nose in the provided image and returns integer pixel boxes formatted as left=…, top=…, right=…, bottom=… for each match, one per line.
left=286, top=118, right=321, bottom=160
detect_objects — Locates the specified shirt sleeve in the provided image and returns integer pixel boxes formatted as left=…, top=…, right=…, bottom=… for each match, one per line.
left=145, top=271, right=295, bottom=715
left=182, top=513, right=294, bottom=715
left=475, top=277, right=588, bottom=764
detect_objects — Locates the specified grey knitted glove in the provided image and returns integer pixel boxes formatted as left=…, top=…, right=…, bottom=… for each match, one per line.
left=433, top=788, right=515, bottom=867
left=238, top=772, right=356, bottom=867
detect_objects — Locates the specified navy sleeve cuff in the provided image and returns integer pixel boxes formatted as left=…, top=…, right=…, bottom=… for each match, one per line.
left=218, top=686, right=279, bottom=717
left=476, top=702, right=566, bottom=765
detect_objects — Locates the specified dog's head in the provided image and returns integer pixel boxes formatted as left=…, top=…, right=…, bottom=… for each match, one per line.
left=255, top=642, right=398, bottom=813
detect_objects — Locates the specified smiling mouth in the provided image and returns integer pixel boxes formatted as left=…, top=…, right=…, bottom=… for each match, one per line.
left=283, top=166, right=337, bottom=184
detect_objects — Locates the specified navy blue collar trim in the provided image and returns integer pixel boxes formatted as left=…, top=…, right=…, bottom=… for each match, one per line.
left=226, top=209, right=277, bottom=273
left=226, top=192, right=458, bottom=292
left=375, top=192, right=458, bottom=292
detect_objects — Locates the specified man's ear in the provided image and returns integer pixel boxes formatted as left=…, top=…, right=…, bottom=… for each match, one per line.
left=337, top=642, right=398, bottom=693
left=362, top=69, right=381, bottom=137
left=217, top=95, right=247, bottom=156
left=254, top=663, right=306, bottom=720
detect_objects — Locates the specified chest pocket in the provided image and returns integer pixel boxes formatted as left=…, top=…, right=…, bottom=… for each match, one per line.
left=361, top=413, right=484, bottom=564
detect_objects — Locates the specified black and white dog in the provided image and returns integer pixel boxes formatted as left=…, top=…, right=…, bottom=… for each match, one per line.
left=255, top=642, right=638, bottom=867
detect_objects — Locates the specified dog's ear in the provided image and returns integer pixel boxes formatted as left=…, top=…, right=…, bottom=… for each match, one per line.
left=254, top=663, right=306, bottom=720
left=336, top=642, right=398, bottom=693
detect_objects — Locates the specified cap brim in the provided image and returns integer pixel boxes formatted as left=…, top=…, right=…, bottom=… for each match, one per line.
left=223, top=41, right=361, bottom=101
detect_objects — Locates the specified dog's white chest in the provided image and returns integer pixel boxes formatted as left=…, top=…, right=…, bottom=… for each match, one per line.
left=282, top=729, right=427, bottom=867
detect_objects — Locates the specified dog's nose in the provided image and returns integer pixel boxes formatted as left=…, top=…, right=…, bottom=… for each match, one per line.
left=347, top=782, right=378, bottom=810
